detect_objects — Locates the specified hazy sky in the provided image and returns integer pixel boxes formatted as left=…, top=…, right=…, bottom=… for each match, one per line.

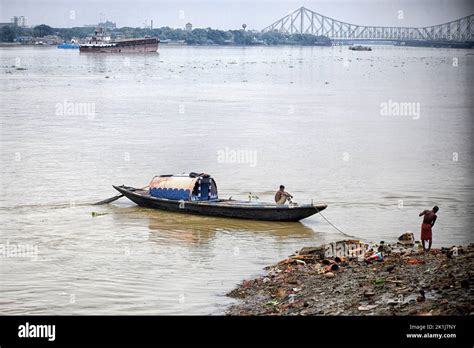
left=1, top=0, right=473, bottom=30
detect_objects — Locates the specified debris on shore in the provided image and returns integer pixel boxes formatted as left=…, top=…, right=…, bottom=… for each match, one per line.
left=227, top=236, right=473, bottom=316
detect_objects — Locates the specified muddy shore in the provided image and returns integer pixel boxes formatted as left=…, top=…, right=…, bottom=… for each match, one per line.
left=226, top=239, right=473, bottom=315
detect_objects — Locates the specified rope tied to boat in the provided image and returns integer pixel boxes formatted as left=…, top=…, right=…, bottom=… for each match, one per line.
left=313, top=205, right=358, bottom=239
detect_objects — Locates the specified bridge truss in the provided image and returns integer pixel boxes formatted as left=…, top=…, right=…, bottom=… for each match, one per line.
left=262, top=7, right=473, bottom=42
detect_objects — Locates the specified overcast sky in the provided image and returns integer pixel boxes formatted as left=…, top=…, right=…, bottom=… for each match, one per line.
left=1, top=0, right=473, bottom=30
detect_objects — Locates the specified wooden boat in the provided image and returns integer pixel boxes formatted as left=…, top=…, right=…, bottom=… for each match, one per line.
left=113, top=173, right=327, bottom=222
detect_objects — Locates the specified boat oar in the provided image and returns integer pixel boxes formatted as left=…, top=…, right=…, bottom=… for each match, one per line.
left=93, top=185, right=150, bottom=205
left=93, top=194, right=124, bottom=205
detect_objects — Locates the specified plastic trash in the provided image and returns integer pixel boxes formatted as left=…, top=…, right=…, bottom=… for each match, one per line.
left=407, top=259, right=424, bottom=264
left=365, top=252, right=384, bottom=262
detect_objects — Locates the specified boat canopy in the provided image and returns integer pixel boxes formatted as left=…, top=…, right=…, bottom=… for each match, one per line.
left=149, top=173, right=218, bottom=201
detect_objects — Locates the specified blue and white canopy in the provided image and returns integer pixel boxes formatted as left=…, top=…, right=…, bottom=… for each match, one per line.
left=148, top=173, right=218, bottom=201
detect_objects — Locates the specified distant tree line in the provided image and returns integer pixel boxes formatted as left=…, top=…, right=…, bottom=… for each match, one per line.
left=0, top=24, right=55, bottom=42
left=0, top=23, right=332, bottom=46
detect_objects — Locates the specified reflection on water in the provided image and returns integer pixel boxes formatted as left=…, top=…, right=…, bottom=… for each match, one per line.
left=112, top=206, right=316, bottom=245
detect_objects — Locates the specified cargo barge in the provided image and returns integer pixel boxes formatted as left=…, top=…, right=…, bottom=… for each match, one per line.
left=79, top=27, right=159, bottom=53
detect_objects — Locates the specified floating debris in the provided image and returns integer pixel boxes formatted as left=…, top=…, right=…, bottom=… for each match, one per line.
left=91, top=212, right=108, bottom=217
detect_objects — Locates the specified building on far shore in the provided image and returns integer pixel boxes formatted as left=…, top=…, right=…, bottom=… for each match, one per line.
left=99, top=20, right=116, bottom=30
left=1, top=16, right=28, bottom=28
left=185, top=22, right=192, bottom=32
left=15, top=36, right=33, bottom=43
left=11, top=16, right=27, bottom=27
left=33, top=35, right=62, bottom=45
left=160, top=39, right=186, bottom=45
left=84, top=20, right=116, bottom=30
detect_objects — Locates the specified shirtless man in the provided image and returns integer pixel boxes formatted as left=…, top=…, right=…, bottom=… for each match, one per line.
left=419, top=206, right=439, bottom=252
left=275, top=185, right=293, bottom=205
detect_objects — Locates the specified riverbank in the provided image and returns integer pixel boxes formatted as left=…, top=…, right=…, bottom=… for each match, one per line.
left=227, top=239, right=473, bottom=315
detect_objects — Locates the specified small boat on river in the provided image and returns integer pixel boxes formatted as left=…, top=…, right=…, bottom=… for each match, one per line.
left=113, top=173, right=327, bottom=222
left=349, top=45, right=372, bottom=51
left=57, top=40, right=80, bottom=49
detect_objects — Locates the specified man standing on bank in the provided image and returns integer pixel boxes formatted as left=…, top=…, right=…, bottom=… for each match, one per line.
left=275, top=185, right=293, bottom=205
left=419, top=206, right=439, bottom=252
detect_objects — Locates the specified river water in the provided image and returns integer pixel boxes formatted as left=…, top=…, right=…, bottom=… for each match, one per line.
left=0, top=45, right=473, bottom=314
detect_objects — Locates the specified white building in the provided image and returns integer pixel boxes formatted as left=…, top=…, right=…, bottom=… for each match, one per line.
left=11, top=16, right=27, bottom=27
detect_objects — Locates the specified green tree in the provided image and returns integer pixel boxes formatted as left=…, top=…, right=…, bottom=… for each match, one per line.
left=33, top=24, right=54, bottom=37
left=189, top=28, right=208, bottom=44
left=230, top=30, right=253, bottom=45
left=206, top=29, right=230, bottom=44
left=0, top=26, right=16, bottom=42
left=261, top=31, right=286, bottom=45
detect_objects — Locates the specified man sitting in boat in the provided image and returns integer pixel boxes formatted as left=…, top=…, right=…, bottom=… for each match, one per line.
left=275, top=185, right=293, bottom=205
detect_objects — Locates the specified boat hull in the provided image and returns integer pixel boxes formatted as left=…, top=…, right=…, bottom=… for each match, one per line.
left=79, top=38, right=159, bottom=53
left=113, top=185, right=326, bottom=222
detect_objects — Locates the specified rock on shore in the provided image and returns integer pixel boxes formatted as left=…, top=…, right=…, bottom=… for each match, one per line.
left=226, top=240, right=473, bottom=316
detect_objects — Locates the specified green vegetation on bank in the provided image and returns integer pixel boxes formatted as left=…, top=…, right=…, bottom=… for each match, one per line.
left=0, top=24, right=332, bottom=46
